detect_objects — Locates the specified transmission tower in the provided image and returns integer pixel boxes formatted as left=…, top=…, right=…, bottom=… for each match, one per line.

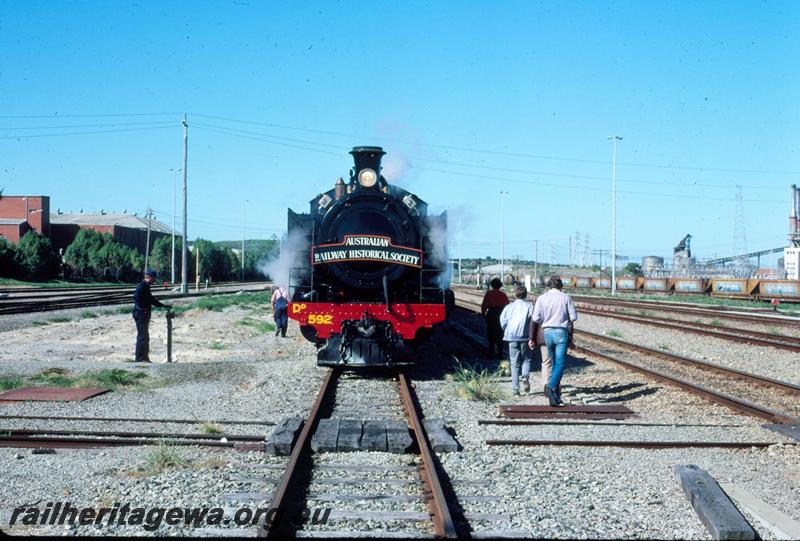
left=733, top=185, right=749, bottom=277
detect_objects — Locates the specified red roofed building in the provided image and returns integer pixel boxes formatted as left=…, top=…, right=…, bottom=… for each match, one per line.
left=0, top=195, right=51, bottom=243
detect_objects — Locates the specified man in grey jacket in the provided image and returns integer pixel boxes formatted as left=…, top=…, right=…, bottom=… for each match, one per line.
left=500, top=284, right=535, bottom=395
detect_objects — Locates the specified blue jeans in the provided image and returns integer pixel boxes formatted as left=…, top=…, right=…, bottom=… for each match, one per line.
left=507, top=341, right=530, bottom=391
left=544, top=328, right=569, bottom=393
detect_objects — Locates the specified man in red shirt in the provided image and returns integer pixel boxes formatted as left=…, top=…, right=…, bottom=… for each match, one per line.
left=481, top=278, right=509, bottom=359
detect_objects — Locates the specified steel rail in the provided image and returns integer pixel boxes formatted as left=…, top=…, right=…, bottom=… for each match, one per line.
left=577, top=329, right=800, bottom=396
left=578, top=306, right=800, bottom=352
left=260, top=368, right=338, bottom=539
left=0, top=284, right=270, bottom=316
left=571, top=294, right=800, bottom=327
left=485, top=440, right=782, bottom=449
left=0, top=428, right=265, bottom=441
left=398, top=372, right=458, bottom=539
left=0, top=413, right=275, bottom=426
left=0, top=435, right=237, bottom=449
left=573, top=343, right=800, bottom=425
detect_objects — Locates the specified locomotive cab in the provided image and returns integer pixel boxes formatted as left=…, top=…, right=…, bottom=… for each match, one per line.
left=286, top=146, right=448, bottom=367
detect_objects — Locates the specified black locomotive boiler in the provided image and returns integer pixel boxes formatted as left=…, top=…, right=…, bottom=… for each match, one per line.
left=287, top=146, right=449, bottom=366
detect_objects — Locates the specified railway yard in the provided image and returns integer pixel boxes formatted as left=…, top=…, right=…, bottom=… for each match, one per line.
left=1, top=284, right=799, bottom=539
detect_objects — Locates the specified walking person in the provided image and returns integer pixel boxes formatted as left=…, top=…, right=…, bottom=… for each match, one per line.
left=271, top=285, right=289, bottom=338
left=481, top=278, right=509, bottom=359
left=133, top=269, right=171, bottom=363
left=528, top=317, right=552, bottom=391
left=531, top=276, right=578, bottom=406
left=500, top=284, right=534, bottom=395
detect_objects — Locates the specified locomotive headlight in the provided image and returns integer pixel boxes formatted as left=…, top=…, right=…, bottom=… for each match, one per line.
left=358, top=168, right=378, bottom=188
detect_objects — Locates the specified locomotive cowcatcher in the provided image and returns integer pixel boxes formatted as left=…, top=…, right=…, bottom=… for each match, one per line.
left=287, top=146, right=448, bottom=367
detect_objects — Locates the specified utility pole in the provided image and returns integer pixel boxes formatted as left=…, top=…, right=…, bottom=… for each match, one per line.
left=181, top=115, right=189, bottom=294
left=144, top=208, right=153, bottom=274
left=534, top=240, right=539, bottom=284
left=500, top=190, right=508, bottom=283
left=607, top=136, right=622, bottom=295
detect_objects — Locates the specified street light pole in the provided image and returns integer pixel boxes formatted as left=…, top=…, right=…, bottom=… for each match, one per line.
left=607, top=136, right=622, bottom=295
left=241, top=200, right=248, bottom=282
left=181, top=115, right=189, bottom=295
left=500, top=190, right=508, bottom=284
left=170, top=168, right=180, bottom=285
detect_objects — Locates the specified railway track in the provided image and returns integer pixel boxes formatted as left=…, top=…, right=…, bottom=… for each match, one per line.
left=569, top=293, right=800, bottom=328
left=576, top=304, right=800, bottom=352
left=258, top=367, right=463, bottom=538
left=452, top=291, right=800, bottom=426
left=0, top=281, right=270, bottom=315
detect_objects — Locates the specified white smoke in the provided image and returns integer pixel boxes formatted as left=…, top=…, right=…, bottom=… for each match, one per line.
left=258, top=227, right=310, bottom=292
left=426, top=213, right=451, bottom=289
left=381, top=150, right=410, bottom=184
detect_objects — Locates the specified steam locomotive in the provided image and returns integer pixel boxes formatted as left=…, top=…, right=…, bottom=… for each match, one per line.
left=286, top=146, right=448, bottom=367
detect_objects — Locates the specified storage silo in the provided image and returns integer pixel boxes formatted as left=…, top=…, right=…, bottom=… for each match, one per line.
left=642, top=256, right=664, bottom=274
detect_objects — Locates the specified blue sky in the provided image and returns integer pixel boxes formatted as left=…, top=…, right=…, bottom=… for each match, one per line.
left=1, top=1, right=798, bottom=266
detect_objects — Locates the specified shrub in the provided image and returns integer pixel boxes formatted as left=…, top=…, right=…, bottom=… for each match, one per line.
left=15, top=231, right=59, bottom=279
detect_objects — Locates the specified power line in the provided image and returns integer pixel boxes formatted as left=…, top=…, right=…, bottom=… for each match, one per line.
left=188, top=112, right=800, bottom=175
left=0, top=125, right=175, bottom=140
left=0, top=120, right=177, bottom=131
left=0, top=112, right=183, bottom=119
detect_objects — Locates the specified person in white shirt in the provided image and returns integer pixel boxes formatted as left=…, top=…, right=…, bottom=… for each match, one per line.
left=500, top=284, right=535, bottom=395
left=531, top=276, right=578, bottom=406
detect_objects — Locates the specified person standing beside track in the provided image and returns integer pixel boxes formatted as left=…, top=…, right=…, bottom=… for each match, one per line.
left=531, top=276, right=577, bottom=406
left=481, top=278, right=509, bottom=359
left=500, top=284, right=535, bottom=395
left=133, top=269, right=171, bottom=363
left=271, top=285, right=289, bottom=338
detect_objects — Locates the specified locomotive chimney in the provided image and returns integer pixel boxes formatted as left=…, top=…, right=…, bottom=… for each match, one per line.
left=350, top=146, right=386, bottom=189
left=334, top=177, right=346, bottom=200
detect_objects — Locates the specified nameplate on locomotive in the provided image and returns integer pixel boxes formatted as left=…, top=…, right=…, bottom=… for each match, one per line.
left=312, top=235, right=423, bottom=268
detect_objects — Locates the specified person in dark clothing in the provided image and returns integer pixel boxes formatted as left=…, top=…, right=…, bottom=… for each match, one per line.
left=481, top=278, right=509, bottom=359
left=271, top=286, right=289, bottom=338
left=133, top=269, right=170, bottom=362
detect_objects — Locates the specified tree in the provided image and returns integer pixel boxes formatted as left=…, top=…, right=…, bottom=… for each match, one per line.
left=0, top=238, right=17, bottom=277
left=15, top=231, right=59, bottom=279
left=63, top=228, right=144, bottom=282
left=149, top=236, right=182, bottom=280
left=623, top=262, right=643, bottom=276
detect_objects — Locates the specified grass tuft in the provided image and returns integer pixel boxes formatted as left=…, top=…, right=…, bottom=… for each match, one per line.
left=709, top=318, right=726, bottom=327
left=144, top=442, right=190, bottom=474
left=171, top=292, right=272, bottom=316
left=198, top=422, right=224, bottom=435
left=80, top=310, right=98, bottom=319
left=209, top=342, right=225, bottom=350
left=606, top=329, right=623, bottom=338
left=239, top=318, right=276, bottom=333
left=49, top=316, right=71, bottom=323
left=32, top=321, right=49, bottom=327
left=447, top=361, right=506, bottom=402
left=25, top=367, right=163, bottom=391
left=0, top=375, right=24, bottom=391
left=657, top=344, right=671, bottom=351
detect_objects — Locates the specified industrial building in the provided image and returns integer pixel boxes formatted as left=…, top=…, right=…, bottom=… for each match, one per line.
left=0, top=195, right=175, bottom=254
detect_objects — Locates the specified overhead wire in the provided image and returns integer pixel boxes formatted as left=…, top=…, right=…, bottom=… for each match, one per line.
left=189, top=112, right=800, bottom=176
